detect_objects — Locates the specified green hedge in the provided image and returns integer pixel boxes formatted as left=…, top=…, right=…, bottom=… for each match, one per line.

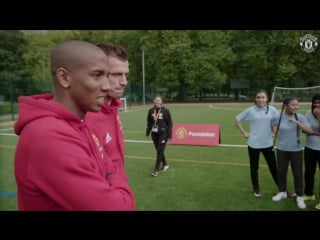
left=0, top=101, right=18, bottom=115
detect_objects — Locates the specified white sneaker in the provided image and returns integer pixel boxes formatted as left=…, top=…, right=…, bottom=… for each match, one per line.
left=303, top=195, right=315, bottom=201
left=253, top=191, right=262, bottom=198
left=296, top=196, right=306, bottom=209
left=272, top=192, right=287, bottom=201
left=151, top=172, right=158, bottom=177
left=163, top=165, right=169, bottom=172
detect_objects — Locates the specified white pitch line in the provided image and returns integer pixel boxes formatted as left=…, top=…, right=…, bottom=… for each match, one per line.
left=120, top=107, right=149, bottom=113
left=125, top=139, right=153, bottom=144
left=0, top=133, right=16, bottom=136
left=0, top=135, right=248, bottom=148
left=124, top=139, right=247, bottom=148
left=208, top=105, right=245, bottom=111
left=0, top=128, right=13, bottom=132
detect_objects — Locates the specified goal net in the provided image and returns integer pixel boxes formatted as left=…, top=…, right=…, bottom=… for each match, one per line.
left=120, top=97, right=127, bottom=112
left=270, top=86, right=320, bottom=104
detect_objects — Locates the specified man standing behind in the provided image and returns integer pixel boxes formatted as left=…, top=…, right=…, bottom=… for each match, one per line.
left=86, top=43, right=135, bottom=208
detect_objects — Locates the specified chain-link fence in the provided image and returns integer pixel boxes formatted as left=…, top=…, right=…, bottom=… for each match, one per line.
left=0, top=76, right=52, bottom=122
left=0, top=76, right=248, bottom=122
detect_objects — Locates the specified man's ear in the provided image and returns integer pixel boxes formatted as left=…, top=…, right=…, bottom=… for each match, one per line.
left=56, top=67, right=70, bottom=88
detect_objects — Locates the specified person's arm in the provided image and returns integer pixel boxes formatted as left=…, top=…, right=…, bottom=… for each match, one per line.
left=311, top=131, right=320, bottom=136
left=165, top=108, right=173, bottom=139
left=146, top=109, right=152, bottom=137
left=289, top=116, right=313, bottom=135
left=272, top=125, right=278, bottom=139
left=235, top=118, right=249, bottom=139
left=314, top=107, right=320, bottom=126
left=304, top=109, right=320, bottom=136
left=30, top=129, right=135, bottom=211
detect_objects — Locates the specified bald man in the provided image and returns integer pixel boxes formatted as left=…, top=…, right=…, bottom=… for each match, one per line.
left=14, top=40, right=136, bottom=210
left=51, top=40, right=110, bottom=118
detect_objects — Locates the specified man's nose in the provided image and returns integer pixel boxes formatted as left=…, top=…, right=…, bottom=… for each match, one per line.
left=121, top=76, right=128, bottom=86
left=102, top=75, right=110, bottom=90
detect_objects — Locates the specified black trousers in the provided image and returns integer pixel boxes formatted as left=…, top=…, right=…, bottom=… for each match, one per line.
left=276, top=149, right=303, bottom=196
left=151, top=131, right=168, bottom=172
left=248, top=146, right=278, bottom=192
left=304, top=147, right=320, bottom=196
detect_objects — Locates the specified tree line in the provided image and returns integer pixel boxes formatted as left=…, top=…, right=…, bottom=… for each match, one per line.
left=0, top=30, right=319, bottom=103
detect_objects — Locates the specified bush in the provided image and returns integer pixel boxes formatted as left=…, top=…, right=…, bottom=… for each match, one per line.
left=0, top=101, right=18, bottom=115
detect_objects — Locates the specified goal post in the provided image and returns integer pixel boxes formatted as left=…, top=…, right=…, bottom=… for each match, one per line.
left=120, top=97, right=127, bottom=112
left=270, top=86, right=320, bottom=104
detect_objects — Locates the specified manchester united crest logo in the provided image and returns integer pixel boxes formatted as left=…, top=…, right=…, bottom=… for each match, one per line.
left=175, top=127, right=188, bottom=139
left=300, top=34, right=318, bottom=53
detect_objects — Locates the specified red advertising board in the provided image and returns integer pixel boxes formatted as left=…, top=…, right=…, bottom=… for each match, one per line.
left=170, top=123, right=220, bottom=146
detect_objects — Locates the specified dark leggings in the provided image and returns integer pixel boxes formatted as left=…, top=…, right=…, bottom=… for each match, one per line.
left=248, top=146, right=278, bottom=192
left=277, top=149, right=303, bottom=196
left=304, top=147, right=320, bottom=196
left=151, top=131, right=168, bottom=172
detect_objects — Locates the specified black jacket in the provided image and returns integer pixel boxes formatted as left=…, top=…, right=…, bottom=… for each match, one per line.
left=146, top=105, right=173, bottom=138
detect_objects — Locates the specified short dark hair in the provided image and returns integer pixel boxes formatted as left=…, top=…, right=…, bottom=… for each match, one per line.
left=96, top=43, right=128, bottom=61
left=311, top=93, right=320, bottom=118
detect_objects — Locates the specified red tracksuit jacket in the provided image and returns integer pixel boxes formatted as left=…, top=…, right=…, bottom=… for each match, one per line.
left=14, top=93, right=135, bottom=210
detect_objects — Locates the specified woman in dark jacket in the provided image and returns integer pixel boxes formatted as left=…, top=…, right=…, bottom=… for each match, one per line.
left=146, top=95, right=173, bottom=177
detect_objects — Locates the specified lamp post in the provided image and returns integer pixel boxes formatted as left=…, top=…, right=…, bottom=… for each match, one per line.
left=141, top=45, right=146, bottom=105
